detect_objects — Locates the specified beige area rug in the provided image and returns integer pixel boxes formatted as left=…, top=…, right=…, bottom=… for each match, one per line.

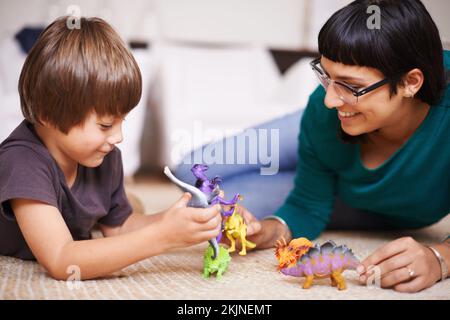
left=0, top=178, right=449, bottom=300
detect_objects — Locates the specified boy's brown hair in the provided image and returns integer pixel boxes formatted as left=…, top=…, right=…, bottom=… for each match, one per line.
left=19, top=16, right=142, bottom=134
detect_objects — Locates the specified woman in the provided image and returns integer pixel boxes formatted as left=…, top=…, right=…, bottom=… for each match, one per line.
left=175, top=0, right=449, bottom=292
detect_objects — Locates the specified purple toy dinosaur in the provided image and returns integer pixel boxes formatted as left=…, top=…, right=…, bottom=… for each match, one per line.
left=191, top=164, right=241, bottom=242
left=279, top=240, right=360, bottom=290
left=191, top=164, right=240, bottom=217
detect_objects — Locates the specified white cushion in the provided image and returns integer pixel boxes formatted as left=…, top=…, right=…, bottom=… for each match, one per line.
left=0, top=36, right=26, bottom=142
left=117, top=48, right=153, bottom=177
left=148, top=44, right=288, bottom=167
left=268, top=57, right=319, bottom=113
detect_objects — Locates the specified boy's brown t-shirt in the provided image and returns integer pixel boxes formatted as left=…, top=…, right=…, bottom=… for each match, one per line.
left=0, top=120, right=133, bottom=260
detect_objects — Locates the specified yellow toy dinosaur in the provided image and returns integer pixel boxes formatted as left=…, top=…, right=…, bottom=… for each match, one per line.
left=224, top=205, right=256, bottom=255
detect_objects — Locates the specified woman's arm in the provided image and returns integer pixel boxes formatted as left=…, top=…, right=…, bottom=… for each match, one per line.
left=273, top=87, right=336, bottom=240
left=429, top=242, right=450, bottom=280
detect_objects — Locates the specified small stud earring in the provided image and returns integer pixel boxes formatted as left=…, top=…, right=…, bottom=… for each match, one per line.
left=406, top=89, right=415, bottom=98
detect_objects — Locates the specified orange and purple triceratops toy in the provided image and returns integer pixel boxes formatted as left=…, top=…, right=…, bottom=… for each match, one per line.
left=275, top=237, right=360, bottom=290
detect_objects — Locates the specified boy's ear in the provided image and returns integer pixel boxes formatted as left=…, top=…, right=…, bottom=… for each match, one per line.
left=402, top=68, right=424, bottom=98
left=35, top=119, right=50, bottom=128
left=34, top=119, right=60, bottom=132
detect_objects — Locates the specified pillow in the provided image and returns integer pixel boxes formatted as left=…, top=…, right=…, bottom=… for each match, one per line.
left=268, top=57, right=319, bottom=113
left=146, top=44, right=285, bottom=167
left=0, top=36, right=26, bottom=142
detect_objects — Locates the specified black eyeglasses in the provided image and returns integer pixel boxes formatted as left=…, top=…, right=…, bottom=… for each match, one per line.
left=310, top=57, right=390, bottom=105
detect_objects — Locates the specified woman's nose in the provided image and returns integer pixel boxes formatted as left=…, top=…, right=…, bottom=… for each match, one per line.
left=324, top=84, right=344, bottom=109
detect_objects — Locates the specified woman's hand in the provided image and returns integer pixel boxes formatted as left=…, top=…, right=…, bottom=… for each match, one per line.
left=233, top=205, right=262, bottom=237
left=247, top=218, right=292, bottom=250
left=359, top=237, right=442, bottom=293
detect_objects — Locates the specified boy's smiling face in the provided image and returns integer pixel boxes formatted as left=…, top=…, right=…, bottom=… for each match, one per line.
left=38, top=112, right=126, bottom=171
left=70, top=113, right=125, bottom=167
left=63, top=112, right=125, bottom=168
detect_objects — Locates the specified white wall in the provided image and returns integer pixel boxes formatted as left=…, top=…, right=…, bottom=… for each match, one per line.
left=422, top=0, right=450, bottom=47
left=155, top=0, right=305, bottom=49
left=0, top=0, right=305, bottom=49
left=0, top=0, right=159, bottom=44
left=0, top=0, right=448, bottom=49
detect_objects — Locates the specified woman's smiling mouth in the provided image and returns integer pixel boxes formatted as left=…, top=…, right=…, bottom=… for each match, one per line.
left=338, top=110, right=361, bottom=118
left=338, top=110, right=362, bottom=123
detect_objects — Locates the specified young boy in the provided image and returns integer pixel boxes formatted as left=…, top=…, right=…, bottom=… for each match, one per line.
left=0, top=17, right=222, bottom=280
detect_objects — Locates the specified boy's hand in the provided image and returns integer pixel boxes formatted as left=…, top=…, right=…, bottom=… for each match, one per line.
left=161, top=193, right=222, bottom=250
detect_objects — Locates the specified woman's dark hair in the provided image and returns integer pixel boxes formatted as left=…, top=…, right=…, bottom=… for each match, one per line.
left=318, top=0, right=446, bottom=144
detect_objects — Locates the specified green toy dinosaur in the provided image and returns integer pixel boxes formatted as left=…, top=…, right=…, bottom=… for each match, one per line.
left=202, top=245, right=231, bottom=279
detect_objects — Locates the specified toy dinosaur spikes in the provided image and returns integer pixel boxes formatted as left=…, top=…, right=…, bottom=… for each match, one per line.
left=277, top=238, right=360, bottom=290
left=275, top=237, right=313, bottom=270
left=275, top=237, right=287, bottom=249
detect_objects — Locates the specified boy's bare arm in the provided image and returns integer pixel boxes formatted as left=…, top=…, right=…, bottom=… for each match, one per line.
left=100, top=193, right=217, bottom=237
left=99, top=212, right=163, bottom=237
left=11, top=199, right=171, bottom=280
